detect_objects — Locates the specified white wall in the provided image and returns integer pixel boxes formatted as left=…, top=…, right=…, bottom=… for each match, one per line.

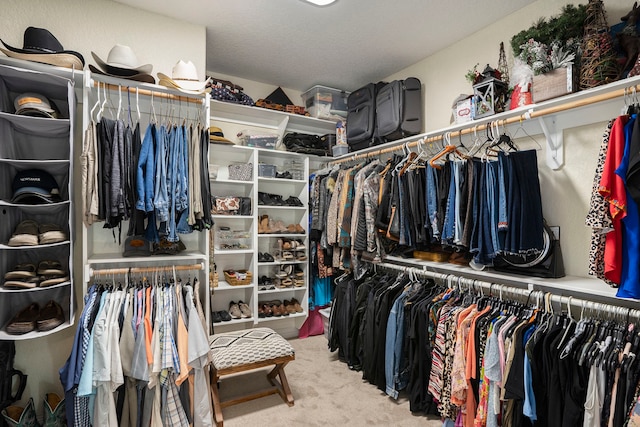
left=0, top=0, right=206, bottom=416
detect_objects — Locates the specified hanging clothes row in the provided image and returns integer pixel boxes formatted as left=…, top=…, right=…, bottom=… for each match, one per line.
left=586, top=105, right=640, bottom=299
left=60, top=266, right=212, bottom=427
left=81, top=81, right=213, bottom=249
left=327, top=263, right=640, bottom=426
left=310, top=129, right=545, bottom=278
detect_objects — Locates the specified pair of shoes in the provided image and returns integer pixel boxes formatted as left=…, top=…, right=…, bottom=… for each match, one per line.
left=4, top=261, right=69, bottom=289
left=258, top=192, right=286, bottom=206
left=2, top=394, right=66, bottom=427
left=285, top=224, right=305, bottom=234
left=229, top=301, right=251, bottom=319
left=288, top=298, right=304, bottom=313
left=212, top=310, right=232, bottom=323
left=283, top=300, right=298, bottom=315
left=259, top=300, right=289, bottom=317
left=258, top=215, right=276, bottom=234
left=5, top=300, right=65, bottom=335
left=7, top=220, right=67, bottom=247
left=258, top=252, right=275, bottom=262
left=259, top=276, right=276, bottom=291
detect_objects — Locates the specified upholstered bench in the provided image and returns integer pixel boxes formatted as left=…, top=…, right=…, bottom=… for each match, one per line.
left=208, top=327, right=295, bottom=426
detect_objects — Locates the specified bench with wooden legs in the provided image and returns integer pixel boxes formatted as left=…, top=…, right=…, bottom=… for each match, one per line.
left=208, top=327, right=295, bottom=427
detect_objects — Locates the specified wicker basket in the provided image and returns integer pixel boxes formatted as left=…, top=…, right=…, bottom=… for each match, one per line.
left=223, top=270, right=253, bottom=286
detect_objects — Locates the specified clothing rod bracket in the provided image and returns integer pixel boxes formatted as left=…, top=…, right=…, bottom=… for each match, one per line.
left=537, top=116, right=564, bottom=170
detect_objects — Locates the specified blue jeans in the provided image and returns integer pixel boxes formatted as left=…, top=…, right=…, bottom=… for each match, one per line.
left=441, top=162, right=457, bottom=245
left=135, top=124, right=156, bottom=212
left=167, top=126, right=179, bottom=242
left=426, top=165, right=439, bottom=240
left=154, top=125, right=169, bottom=222
left=385, top=289, right=409, bottom=399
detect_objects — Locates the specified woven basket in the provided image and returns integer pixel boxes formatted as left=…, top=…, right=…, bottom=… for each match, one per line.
left=210, top=270, right=219, bottom=288
left=223, top=270, right=253, bottom=286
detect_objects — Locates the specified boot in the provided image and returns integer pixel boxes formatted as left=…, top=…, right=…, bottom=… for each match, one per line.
left=1, top=398, right=40, bottom=427
left=42, top=393, right=65, bottom=427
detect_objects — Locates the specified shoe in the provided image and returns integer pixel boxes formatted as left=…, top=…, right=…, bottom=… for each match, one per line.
left=219, top=310, right=232, bottom=322
left=36, top=300, right=65, bottom=332
left=258, top=215, right=271, bottom=234
left=283, top=300, right=297, bottom=315
left=275, top=171, right=292, bottom=179
left=285, top=196, right=303, bottom=207
left=263, top=252, right=275, bottom=262
left=228, top=301, right=242, bottom=319
left=38, top=223, right=67, bottom=245
left=4, top=263, right=36, bottom=280
left=258, top=305, right=266, bottom=318
left=295, top=224, right=305, bottom=234
left=238, top=301, right=252, bottom=318
left=258, top=252, right=266, bottom=262
left=1, top=397, right=39, bottom=427
left=260, top=303, right=273, bottom=317
left=42, top=393, right=66, bottom=427
left=7, top=220, right=39, bottom=247
left=39, top=274, right=69, bottom=288
left=270, top=194, right=285, bottom=206
left=3, top=276, right=42, bottom=290
left=270, top=301, right=283, bottom=317
left=36, top=260, right=65, bottom=277
left=211, top=311, right=223, bottom=323
left=290, top=298, right=304, bottom=313
left=5, top=303, right=40, bottom=335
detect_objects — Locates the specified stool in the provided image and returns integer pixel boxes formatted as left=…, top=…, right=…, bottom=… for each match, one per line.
left=208, top=327, right=295, bottom=426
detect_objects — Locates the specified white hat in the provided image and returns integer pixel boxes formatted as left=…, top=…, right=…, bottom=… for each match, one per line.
left=157, top=60, right=210, bottom=94
left=14, top=93, right=57, bottom=118
left=91, top=44, right=153, bottom=75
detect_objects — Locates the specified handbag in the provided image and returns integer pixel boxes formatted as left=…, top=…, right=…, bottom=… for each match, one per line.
left=228, top=163, right=253, bottom=181
left=211, top=196, right=240, bottom=215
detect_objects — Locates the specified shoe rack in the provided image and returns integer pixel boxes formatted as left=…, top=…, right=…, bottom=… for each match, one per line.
left=210, top=99, right=336, bottom=337
left=0, top=59, right=78, bottom=340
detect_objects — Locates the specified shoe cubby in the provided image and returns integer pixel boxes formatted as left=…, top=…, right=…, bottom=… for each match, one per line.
left=0, top=60, right=76, bottom=340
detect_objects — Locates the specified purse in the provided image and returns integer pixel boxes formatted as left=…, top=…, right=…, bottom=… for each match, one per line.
left=211, top=196, right=240, bottom=215
left=228, top=163, right=253, bottom=181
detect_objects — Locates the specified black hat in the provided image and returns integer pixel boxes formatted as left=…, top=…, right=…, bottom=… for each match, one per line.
left=11, top=169, right=61, bottom=204
left=123, top=235, right=151, bottom=257
left=0, top=27, right=85, bottom=69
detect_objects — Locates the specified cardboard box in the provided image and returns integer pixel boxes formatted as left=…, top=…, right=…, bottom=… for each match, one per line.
left=455, top=98, right=473, bottom=124
left=532, top=65, right=574, bottom=103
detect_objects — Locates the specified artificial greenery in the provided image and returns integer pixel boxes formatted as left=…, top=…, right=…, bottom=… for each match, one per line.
left=510, top=4, right=588, bottom=57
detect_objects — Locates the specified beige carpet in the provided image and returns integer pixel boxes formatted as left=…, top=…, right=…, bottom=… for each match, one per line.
left=217, top=333, right=443, bottom=426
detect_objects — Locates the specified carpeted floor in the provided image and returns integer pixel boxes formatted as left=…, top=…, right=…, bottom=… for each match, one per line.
left=217, top=333, right=443, bottom=426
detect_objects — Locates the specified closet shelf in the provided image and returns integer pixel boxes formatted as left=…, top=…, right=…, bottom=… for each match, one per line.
left=0, top=320, right=72, bottom=341
left=257, top=312, right=306, bottom=322
left=384, top=255, right=624, bottom=304
left=0, top=280, right=71, bottom=293
left=0, top=111, right=70, bottom=129
left=212, top=178, right=255, bottom=185
left=0, top=241, right=70, bottom=250
left=258, top=206, right=306, bottom=211
left=258, top=233, right=306, bottom=238
left=215, top=249, right=254, bottom=255
left=211, top=214, right=253, bottom=220
left=87, top=251, right=207, bottom=264
left=0, top=200, right=70, bottom=208
left=214, top=281, right=254, bottom=290
left=334, top=74, right=640, bottom=170
left=257, top=177, right=306, bottom=184
left=257, top=287, right=306, bottom=295
left=258, top=260, right=307, bottom=266
left=0, top=158, right=70, bottom=165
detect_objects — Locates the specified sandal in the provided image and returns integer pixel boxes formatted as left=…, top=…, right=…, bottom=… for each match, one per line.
left=40, top=274, right=69, bottom=287
left=4, top=276, right=41, bottom=289
left=4, top=263, right=36, bottom=280
left=297, top=253, right=308, bottom=261
left=282, top=251, right=294, bottom=260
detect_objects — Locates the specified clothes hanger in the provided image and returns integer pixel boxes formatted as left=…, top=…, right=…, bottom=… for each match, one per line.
left=90, top=81, right=102, bottom=120
left=511, top=116, right=542, bottom=150
left=116, top=85, right=122, bottom=121
left=429, top=132, right=466, bottom=169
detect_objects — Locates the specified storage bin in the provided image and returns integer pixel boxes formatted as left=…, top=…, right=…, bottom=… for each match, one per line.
left=228, top=162, right=253, bottom=181
left=284, top=159, right=304, bottom=180
left=301, top=85, right=350, bottom=119
left=319, top=307, right=331, bottom=340
left=332, top=144, right=349, bottom=157
left=237, top=129, right=278, bottom=149
left=258, top=163, right=277, bottom=178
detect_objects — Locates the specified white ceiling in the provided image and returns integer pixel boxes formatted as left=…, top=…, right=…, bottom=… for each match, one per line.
left=115, top=0, right=535, bottom=92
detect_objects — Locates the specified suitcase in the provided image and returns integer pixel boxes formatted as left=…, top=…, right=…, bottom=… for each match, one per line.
left=346, top=82, right=386, bottom=151
left=375, top=77, right=423, bottom=142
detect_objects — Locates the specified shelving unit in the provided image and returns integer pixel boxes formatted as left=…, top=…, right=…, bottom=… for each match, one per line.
left=209, top=100, right=334, bottom=336
left=0, top=61, right=77, bottom=340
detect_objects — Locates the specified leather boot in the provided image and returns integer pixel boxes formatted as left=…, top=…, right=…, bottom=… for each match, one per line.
left=1, top=398, right=40, bottom=427
left=42, top=393, right=65, bottom=427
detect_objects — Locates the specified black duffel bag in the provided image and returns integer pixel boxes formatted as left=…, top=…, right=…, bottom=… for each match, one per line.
left=283, top=132, right=330, bottom=156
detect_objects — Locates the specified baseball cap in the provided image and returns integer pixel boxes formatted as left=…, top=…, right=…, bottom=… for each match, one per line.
left=14, top=93, right=58, bottom=118
left=11, top=169, right=61, bottom=204
left=123, top=235, right=151, bottom=257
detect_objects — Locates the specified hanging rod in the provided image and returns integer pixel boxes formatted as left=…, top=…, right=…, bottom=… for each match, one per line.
left=89, top=262, right=204, bottom=277
left=330, top=80, right=640, bottom=165
left=374, top=261, right=640, bottom=320
left=89, top=79, right=206, bottom=105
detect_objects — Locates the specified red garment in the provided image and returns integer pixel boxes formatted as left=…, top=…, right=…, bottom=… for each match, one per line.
left=599, top=115, right=629, bottom=284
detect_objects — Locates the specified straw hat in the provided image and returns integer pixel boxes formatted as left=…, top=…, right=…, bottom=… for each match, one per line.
left=158, top=60, right=210, bottom=94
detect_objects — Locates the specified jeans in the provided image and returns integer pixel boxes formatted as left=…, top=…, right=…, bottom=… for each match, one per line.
left=167, top=126, right=179, bottom=242
left=136, top=125, right=156, bottom=212
left=154, top=125, right=169, bottom=222
left=441, top=162, right=457, bottom=245
left=426, top=165, right=439, bottom=240
left=385, top=289, right=410, bottom=399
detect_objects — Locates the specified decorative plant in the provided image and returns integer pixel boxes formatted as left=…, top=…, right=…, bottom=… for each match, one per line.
left=465, top=63, right=481, bottom=84
left=511, top=4, right=587, bottom=74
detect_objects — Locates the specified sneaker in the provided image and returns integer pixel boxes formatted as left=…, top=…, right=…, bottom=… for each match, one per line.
left=211, top=311, right=223, bottom=323
left=238, top=301, right=252, bottom=318
left=219, top=310, right=232, bottom=322
left=228, top=302, right=242, bottom=319
left=7, top=220, right=39, bottom=247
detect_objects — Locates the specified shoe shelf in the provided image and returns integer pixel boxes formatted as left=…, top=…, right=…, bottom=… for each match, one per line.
left=215, top=248, right=254, bottom=255
left=211, top=214, right=253, bottom=220
left=213, top=317, right=254, bottom=326
left=257, top=177, right=307, bottom=184
left=258, top=312, right=306, bottom=323
left=258, top=287, right=307, bottom=295
left=214, top=281, right=255, bottom=290
left=0, top=60, right=76, bottom=339
left=258, top=206, right=306, bottom=211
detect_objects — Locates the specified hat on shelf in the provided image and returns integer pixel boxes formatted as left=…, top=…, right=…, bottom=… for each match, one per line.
left=157, top=60, right=211, bottom=94
left=13, top=93, right=58, bottom=118
left=209, top=126, right=233, bottom=145
left=123, top=235, right=151, bottom=257
left=90, top=44, right=155, bottom=84
left=11, top=169, right=62, bottom=205
left=0, top=27, right=84, bottom=69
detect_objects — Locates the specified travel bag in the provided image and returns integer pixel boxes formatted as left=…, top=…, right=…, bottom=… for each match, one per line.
left=346, top=82, right=386, bottom=151
left=375, top=77, right=423, bottom=142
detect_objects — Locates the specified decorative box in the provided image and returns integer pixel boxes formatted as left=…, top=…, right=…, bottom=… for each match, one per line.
left=454, top=98, right=473, bottom=124
left=532, top=64, right=574, bottom=103
left=228, top=162, right=253, bottom=181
